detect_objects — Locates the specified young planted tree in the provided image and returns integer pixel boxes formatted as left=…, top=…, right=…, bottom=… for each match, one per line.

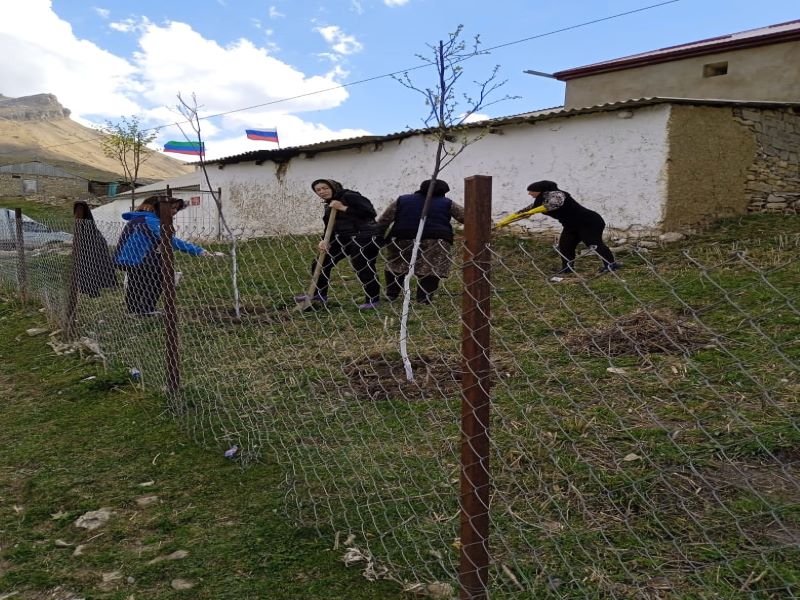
left=174, top=92, right=241, bottom=319
left=99, top=116, right=158, bottom=210
left=394, top=25, right=515, bottom=380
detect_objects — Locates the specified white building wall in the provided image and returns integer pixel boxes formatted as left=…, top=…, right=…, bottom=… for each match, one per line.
left=209, top=104, right=671, bottom=238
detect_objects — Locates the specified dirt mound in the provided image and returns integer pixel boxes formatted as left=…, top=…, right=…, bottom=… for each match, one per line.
left=564, top=308, right=710, bottom=357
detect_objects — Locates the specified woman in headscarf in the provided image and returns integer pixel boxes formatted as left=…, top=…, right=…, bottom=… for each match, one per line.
left=73, top=201, right=118, bottom=297
left=377, top=179, right=464, bottom=304
left=518, top=180, right=619, bottom=275
left=295, top=178, right=383, bottom=310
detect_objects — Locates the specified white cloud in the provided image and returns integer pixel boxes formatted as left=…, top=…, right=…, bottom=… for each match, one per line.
left=93, top=7, right=110, bottom=19
left=133, top=20, right=350, bottom=113
left=350, top=1, right=364, bottom=15
left=268, top=6, right=285, bottom=18
left=462, top=112, right=491, bottom=124
left=384, top=0, right=410, bottom=6
left=0, top=0, right=141, bottom=117
left=0, top=1, right=366, bottom=159
left=109, top=18, right=140, bottom=33
left=314, top=25, right=363, bottom=55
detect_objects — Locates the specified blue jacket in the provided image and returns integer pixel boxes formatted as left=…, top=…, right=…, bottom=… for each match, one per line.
left=115, top=211, right=205, bottom=267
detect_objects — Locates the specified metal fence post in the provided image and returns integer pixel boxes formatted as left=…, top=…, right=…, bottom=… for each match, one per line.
left=65, top=202, right=89, bottom=337
left=460, top=175, right=492, bottom=600
left=159, top=199, right=180, bottom=396
left=14, top=208, right=27, bottom=302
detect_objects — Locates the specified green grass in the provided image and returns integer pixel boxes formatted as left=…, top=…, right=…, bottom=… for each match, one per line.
left=0, top=196, right=74, bottom=223
left=0, top=302, right=404, bottom=599
left=2, top=212, right=799, bottom=598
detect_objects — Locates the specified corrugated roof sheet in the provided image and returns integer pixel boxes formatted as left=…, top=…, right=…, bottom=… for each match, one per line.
left=204, top=97, right=800, bottom=166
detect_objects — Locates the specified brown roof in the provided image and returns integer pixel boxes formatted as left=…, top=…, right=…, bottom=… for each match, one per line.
left=554, top=19, right=800, bottom=81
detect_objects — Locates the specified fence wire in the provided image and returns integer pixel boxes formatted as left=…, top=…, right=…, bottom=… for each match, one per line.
left=1, top=210, right=798, bottom=599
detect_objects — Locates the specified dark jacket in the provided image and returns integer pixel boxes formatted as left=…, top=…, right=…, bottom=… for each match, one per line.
left=323, top=190, right=381, bottom=238
left=388, top=193, right=455, bottom=242
left=74, top=203, right=117, bottom=296
left=524, top=190, right=604, bottom=229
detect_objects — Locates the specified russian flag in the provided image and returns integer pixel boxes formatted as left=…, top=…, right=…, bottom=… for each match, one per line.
left=246, top=128, right=279, bottom=143
left=164, top=141, right=204, bottom=156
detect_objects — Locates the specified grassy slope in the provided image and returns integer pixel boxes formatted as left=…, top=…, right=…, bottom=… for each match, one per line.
left=0, top=302, right=403, bottom=599
left=0, top=197, right=74, bottom=223
left=1, top=212, right=798, bottom=598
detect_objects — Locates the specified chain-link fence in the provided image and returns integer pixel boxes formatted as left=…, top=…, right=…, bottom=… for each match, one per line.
left=1, top=184, right=798, bottom=599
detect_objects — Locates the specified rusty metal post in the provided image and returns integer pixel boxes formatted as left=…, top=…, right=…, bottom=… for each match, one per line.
left=65, top=202, right=89, bottom=337
left=460, top=175, right=492, bottom=600
left=159, top=199, right=180, bottom=396
left=14, top=208, right=27, bottom=302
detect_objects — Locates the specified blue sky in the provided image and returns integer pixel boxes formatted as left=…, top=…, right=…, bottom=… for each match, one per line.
left=1, top=0, right=797, bottom=160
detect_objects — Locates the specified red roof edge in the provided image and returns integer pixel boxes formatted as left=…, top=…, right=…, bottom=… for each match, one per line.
left=554, top=25, right=800, bottom=81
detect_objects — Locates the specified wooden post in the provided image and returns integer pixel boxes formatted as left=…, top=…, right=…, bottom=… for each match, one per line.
left=159, top=199, right=180, bottom=396
left=65, top=202, right=89, bottom=337
left=460, top=175, right=492, bottom=600
left=14, top=208, right=27, bottom=302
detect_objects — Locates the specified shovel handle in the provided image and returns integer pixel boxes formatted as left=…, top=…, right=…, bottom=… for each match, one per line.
left=304, top=208, right=338, bottom=300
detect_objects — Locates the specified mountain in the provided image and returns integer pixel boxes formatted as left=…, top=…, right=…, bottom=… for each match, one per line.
left=0, top=93, right=192, bottom=181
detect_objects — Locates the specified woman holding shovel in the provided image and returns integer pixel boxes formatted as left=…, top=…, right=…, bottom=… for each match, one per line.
left=295, top=178, right=382, bottom=310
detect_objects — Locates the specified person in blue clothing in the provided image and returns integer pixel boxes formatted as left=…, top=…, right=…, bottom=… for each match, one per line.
left=114, top=195, right=211, bottom=315
left=377, top=179, right=464, bottom=304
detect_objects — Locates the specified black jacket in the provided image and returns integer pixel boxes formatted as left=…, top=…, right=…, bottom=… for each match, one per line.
left=323, top=189, right=381, bottom=238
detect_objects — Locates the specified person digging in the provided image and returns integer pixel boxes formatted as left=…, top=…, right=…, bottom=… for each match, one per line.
left=495, top=180, right=621, bottom=275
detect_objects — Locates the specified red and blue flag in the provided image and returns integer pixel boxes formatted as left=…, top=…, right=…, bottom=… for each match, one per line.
left=245, top=128, right=279, bottom=143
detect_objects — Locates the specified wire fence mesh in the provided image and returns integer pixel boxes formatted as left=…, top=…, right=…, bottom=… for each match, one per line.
left=1, top=202, right=798, bottom=599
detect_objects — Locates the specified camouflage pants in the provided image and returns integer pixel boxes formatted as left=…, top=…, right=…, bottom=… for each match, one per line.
left=383, top=239, right=455, bottom=278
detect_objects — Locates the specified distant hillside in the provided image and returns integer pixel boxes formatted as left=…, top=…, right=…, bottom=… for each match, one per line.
left=0, top=93, right=192, bottom=181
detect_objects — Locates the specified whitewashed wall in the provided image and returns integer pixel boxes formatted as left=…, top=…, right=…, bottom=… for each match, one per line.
left=208, top=104, right=671, bottom=238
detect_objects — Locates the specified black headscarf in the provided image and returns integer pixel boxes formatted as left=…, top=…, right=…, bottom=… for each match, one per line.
left=417, top=179, right=450, bottom=197
left=311, top=178, right=344, bottom=199
left=527, top=180, right=559, bottom=193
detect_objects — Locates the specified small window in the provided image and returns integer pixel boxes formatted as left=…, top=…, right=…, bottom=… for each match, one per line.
left=703, top=61, right=728, bottom=77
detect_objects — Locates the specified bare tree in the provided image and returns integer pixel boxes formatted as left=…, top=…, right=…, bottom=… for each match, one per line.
left=174, top=93, right=241, bottom=319
left=99, top=116, right=158, bottom=210
left=393, top=25, right=516, bottom=380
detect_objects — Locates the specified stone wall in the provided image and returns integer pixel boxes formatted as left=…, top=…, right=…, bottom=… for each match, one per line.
left=0, top=173, right=88, bottom=199
left=734, top=107, right=800, bottom=214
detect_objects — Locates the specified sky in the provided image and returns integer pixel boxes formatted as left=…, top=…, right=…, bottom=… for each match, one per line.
left=0, top=0, right=797, bottom=161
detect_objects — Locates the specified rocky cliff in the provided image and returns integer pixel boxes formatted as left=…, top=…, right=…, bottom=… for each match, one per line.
left=0, top=93, right=72, bottom=121
left=0, top=93, right=192, bottom=181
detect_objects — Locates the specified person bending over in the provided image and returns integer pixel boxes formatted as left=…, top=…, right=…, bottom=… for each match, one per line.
left=518, top=180, right=620, bottom=275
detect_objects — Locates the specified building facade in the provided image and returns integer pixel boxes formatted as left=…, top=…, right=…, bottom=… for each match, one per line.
left=555, top=20, right=800, bottom=108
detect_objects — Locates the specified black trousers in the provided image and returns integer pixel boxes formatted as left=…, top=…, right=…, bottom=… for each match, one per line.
left=314, top=235, right=381, bottom=303
left=124, top=264, right=162, bottom=314
left=385, top=271, right=440, bottom=303
left=557, top=215, right=615, bottom=268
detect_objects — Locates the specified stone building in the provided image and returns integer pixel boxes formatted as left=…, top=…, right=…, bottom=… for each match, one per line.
left=554, top=19, right=800, bottom=108
left=0, top=160, right=122, bottom=199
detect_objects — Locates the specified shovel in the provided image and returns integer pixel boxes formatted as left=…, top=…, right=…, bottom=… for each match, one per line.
left=295, top=207, right=338, bottom=312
